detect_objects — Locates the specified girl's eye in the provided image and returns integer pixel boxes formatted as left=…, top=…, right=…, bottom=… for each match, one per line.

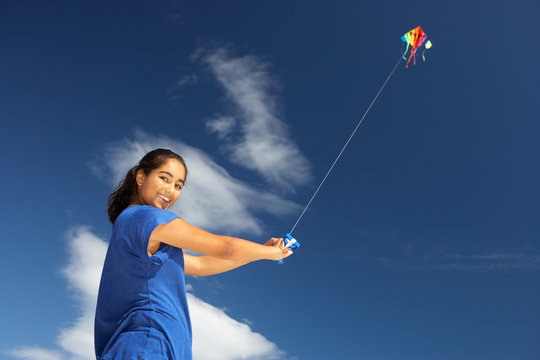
left=175, top=184, right=182, bottom=190
left=160, top=176, right=169, bottom=182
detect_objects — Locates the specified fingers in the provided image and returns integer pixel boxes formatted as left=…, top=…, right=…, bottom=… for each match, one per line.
left=283, top=249, right=293, bottom=258
left=267, top=237, right=285, bottom=248
left=267, top=237, right=294, bottom=260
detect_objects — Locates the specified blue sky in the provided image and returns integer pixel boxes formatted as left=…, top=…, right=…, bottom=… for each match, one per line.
left=1, top=1, right=539, bottom=359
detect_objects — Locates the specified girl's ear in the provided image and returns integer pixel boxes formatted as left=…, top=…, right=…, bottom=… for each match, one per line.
left=136, top=169, right=145, bottom=186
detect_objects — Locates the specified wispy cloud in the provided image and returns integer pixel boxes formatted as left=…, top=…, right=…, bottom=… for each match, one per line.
left=205, top=115, right=237, bottom=139
left=431, top=253, right=540, bottom=271
left=8, top=227, right=287, bottom=360
left=90, top=129, right=301, bottom=236
left=197, top=47, right=311, bottom=193
left=167, top=73, right=198, bottom=102
left=327, top=251, right=540, bottom=272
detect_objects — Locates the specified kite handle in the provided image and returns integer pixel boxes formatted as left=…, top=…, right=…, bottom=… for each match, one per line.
left=275, top=233, right=300, bottom=264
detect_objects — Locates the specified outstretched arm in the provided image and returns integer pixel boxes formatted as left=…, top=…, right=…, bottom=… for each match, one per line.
left=151, top=218, right=292, bottom=262
left=183, top=254, right=249, bottom=276
left=183, top=238, right=285, bottom=276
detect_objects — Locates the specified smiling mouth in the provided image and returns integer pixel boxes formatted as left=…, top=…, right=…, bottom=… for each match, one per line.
left=158, top=194, right=170, bottom=205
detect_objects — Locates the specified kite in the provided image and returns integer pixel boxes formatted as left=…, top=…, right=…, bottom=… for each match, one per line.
left=401, top=26, right=432, bottom=68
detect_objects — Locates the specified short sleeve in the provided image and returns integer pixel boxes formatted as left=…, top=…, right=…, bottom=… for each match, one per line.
left=116, top=206, right=180, bottom=263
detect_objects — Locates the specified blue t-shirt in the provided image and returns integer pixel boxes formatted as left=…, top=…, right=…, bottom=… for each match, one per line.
left=94, top=205, right=192, bottom=360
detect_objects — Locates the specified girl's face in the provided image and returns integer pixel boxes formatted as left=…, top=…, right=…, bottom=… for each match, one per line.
left=133, top=158, right=186, bottom=210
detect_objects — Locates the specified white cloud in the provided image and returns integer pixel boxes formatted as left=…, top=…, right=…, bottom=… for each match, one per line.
left=91, top=130, right=301, bottom=236
left=189, top=294, right=284, bottom=360
left=8, top=227, right=287, bottom=360
left=7, top=347, right=64, bottom=360
left=61, top=227, right=108, bottom=311
left=205, top=115, right=237, bottom=139
left=200, top=47, right=311, bottom=192
left=57, top=228, right=107, bottom=359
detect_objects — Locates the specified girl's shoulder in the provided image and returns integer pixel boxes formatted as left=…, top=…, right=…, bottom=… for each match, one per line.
left=116, top=205, right=179, bottom=227
left=120, top=205, right=168, bottom=217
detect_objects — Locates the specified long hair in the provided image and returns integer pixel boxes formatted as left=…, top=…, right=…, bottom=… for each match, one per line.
left=107, top=148, right=187, bottom=223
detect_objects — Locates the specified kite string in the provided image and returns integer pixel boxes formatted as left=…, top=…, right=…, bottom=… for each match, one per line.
left=289, top=56, right=403, bottom=235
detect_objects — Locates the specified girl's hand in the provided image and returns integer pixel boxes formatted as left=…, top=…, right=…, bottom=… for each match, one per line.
left=265, top=237, right=293, bottom=261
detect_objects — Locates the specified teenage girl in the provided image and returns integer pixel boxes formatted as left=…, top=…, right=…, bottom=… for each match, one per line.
left=94, top=148, right=292, bottom=360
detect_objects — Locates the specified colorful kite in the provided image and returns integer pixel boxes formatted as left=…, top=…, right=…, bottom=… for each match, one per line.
left=401, top=26, right=432, bottom=68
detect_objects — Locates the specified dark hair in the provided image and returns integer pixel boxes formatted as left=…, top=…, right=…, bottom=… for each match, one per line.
left=107, top=148, right=187, bottom=223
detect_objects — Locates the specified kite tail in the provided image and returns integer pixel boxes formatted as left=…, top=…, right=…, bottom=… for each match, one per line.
left=402, top=42, right=410, bottom=60
left=406, top=49, right=416, bottom=68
